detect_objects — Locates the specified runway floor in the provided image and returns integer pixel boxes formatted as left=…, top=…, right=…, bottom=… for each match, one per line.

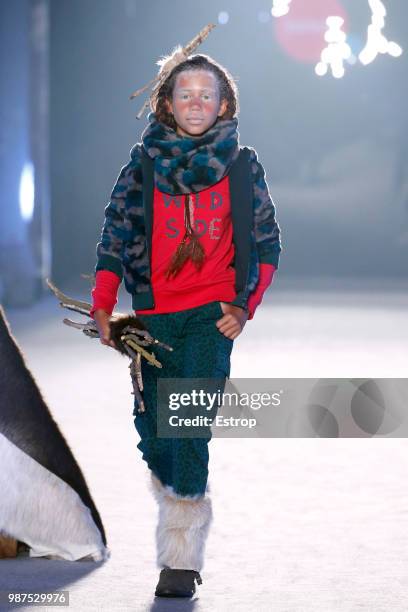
left=1, top=277, right=407, bottom=611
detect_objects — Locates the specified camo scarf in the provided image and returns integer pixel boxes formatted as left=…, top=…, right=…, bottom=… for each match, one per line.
left=141, top=112, right=240, bottom=195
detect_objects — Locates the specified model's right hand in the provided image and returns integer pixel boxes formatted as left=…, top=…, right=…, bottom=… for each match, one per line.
left=93, top=309, right=116, bottom=348
left=217, top=302, right=248, bottom=340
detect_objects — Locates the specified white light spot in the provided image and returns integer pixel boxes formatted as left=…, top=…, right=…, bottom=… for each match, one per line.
left=315, top=15, right=351, bottom=79
left=315, top=62, right=328, bottom=76
left=387, top=40, right=403, bottom=58
left=19, top=162, right=35, bottom=222
left=359, top=0, right=403, bottom=65
left=271, top=0, right=292, bottom=18
left=218, top=11, right=229, bottom=25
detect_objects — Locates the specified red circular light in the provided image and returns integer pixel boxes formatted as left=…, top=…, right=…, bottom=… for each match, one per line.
left=274, top=0, right=349, bottom=63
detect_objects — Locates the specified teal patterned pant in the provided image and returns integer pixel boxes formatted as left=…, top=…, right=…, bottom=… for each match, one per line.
left=133, top=300, right=234, bottom=497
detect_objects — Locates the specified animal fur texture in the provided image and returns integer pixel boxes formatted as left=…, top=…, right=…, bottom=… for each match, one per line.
left=0, top=305, right=108, bottom=561
left=0, top=434, right=107, bottom=561
left=108, top=314, right=147, bottom=355
left=150, top=473, right=212, bottom=572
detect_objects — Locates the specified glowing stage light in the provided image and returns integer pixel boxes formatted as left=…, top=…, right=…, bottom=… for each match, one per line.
left=271, top=0, right=401, bottom=77
left=271, top=0, right=293, bottom=18
left=315, top=16, right=351, bottom=78
left=19, top=162, right=35, bottom=222
left=218, top=11, right=229, bottom=25
left=272, top=0, right=348, bottom=64
left=359, top=0, right=403, bottom=65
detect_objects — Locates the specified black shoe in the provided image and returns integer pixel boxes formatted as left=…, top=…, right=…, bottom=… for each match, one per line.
left=155, top=568, right=202, bottom=598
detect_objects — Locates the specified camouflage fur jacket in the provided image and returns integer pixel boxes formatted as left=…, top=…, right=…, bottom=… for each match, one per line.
left=95, top=112, right=281, bottom=312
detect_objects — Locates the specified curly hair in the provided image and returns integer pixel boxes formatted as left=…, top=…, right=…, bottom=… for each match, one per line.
left=151, top=54, right=239, bottom=130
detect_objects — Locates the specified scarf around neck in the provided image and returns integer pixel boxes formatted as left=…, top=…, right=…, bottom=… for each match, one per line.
left=141, top=112, right=240, bottom=195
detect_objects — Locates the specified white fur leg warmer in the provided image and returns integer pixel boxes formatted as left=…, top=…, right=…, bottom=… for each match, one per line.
left=150, top=473, right=213, bottom=572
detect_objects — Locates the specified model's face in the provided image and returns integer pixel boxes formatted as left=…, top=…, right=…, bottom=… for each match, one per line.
left=168, top=69, right=228, bottom=137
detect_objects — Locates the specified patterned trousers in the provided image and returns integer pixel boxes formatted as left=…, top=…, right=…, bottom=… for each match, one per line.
left=133, top=300, right=234, bottom=498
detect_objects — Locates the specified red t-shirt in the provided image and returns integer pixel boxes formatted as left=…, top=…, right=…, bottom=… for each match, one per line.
left=137, top=175, right=236, bottom=314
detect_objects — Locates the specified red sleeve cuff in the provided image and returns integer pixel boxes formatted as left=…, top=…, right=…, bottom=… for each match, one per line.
left=247, top=263, right=276, bottom=320
left=90, top=269, right=121, bottom=319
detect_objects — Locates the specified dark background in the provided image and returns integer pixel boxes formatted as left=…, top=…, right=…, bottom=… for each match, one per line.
left=2, top=0, right=407, bottom=301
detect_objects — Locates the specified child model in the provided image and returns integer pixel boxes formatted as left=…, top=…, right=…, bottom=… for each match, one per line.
left=91, top=38, right=281, bottom=598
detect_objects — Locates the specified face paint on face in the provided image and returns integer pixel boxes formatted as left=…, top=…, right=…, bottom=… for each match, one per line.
left=168, top=69, right=228, bottom=137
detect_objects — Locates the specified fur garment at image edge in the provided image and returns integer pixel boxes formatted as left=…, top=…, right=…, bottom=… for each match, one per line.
left=0, top=305, right=108, bottom=561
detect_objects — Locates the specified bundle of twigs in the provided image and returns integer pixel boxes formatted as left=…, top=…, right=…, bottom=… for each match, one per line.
left=129, top=23, right=216, bottom=119
left=46, top=278, right=173, bottom=413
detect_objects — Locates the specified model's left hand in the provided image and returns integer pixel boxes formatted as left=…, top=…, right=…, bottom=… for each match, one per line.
left=216, top=302, right=249, bottom=340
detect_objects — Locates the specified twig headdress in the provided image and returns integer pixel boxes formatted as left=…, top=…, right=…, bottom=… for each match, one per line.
left=129, top=23, right=216, bottom=119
